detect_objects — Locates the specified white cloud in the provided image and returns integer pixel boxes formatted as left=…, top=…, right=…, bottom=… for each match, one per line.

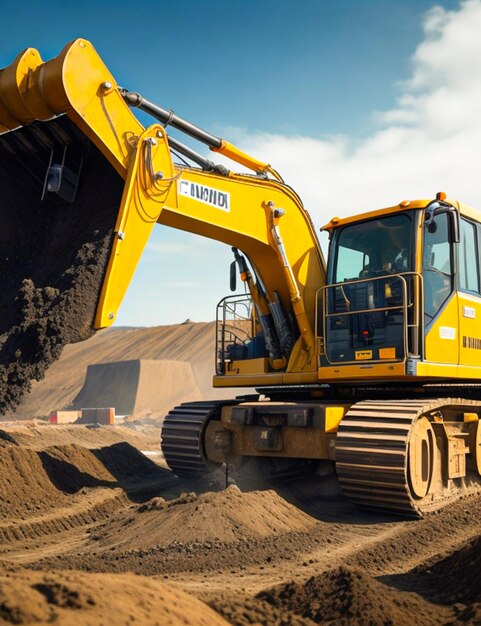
left=217, top=1, right=481, bottom=231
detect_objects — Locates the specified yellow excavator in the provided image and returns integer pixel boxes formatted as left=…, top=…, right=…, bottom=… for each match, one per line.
left=1, top=39, right=481, bottom=517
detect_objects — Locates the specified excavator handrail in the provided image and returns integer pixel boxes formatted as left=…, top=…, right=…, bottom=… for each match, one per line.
left=317, top=271, right=424, bottom=364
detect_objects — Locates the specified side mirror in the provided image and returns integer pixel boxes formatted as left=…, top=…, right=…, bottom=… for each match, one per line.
left=230, top=261, right=237, bottom=292
left=424, top=200, right=459, bottom=243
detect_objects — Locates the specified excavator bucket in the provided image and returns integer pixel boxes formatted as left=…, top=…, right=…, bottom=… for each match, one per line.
left=0, top=115, right=124, bottom=413
left=0, top=40, right=172, bottom=414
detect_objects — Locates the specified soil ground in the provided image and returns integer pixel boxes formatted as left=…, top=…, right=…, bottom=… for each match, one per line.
left=0, top=420, right=480, bottom=625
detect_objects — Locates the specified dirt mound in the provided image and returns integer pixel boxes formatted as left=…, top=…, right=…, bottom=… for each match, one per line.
left=93, top=486, right=318, bottom=549
left=0, top=439, right=161, bottom=527
left=70, top=359, right=202, bottom=418
left=211, top=594, right=315, bottom=626
left=393, top=534, right=481, bottom=606
left=250, top=566, right=449, bottom=626
left=0, top=568, right=229, bottom=626
left=38, top=485, right=323, bottom=575
left=0, top=117, right=123, bottom=415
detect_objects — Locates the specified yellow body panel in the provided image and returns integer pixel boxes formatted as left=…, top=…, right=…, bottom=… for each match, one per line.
left=214, top=373, right=283, bottom=387
left=225, top=358, right=270, bottom=375
left=458, top=292, right=481, bottom=367
left=424, top=296, right=459, bottom=364
left=325, top=406, right=347, bottom=433
left=319, top=362, right=406, bottom=382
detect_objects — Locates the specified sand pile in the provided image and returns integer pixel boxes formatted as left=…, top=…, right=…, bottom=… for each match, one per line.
left=92, top=486, right=318, bottom=549
left=0, top=439, right=160, bottom=527
left=395, top=535, right=481, bottom=606
left=70, top=359, right=202, bottom=418
left=42, top=486, right=322, bottom=575
left=258, top=567, right=448, bottom=625
left=0, top=569, right=229, bottom=626
left=211, top=595, right=315, bottom=626
left=213, top=566, right=450, bottom=626
left=0, top=117, right=123, bottom=415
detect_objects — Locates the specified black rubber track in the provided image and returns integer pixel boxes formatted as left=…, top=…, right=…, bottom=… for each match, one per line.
left=161, top=400, right=238, bottom=478
left=336, top=398, right=481, bottom=518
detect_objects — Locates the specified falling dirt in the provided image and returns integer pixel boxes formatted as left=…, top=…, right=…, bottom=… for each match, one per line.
left=0, top=116, right=123, bottom=415
left=1, top=421, right=481, bottom=625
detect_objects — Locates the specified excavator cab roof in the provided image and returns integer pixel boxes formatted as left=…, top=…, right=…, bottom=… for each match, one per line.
left=322, top=196, right=480, bottom=233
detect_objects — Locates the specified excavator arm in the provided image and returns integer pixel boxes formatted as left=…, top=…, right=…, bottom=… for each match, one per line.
left=0, top=39, right=325, bottom=396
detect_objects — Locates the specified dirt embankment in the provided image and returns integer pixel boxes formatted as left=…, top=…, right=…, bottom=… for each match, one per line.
left=7, top=321, right=239, bottom=420
left=0, top=569, right=230, bottom=626
left=0, top=431, right=164, bottom=545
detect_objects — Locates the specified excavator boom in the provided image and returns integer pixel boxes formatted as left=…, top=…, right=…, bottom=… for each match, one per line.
left=0, top=39, right=324, bottom=414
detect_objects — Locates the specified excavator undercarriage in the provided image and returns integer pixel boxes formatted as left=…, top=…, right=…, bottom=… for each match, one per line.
left=161, top=395, right=481, bottom=517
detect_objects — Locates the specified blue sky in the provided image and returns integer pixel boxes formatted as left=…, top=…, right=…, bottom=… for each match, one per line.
left=0, top=0, right=458, bottom=137
left=0, top=0, right=474, bottom=326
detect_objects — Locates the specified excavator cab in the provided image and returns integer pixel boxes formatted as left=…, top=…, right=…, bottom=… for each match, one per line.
left=321, top=207, right=421, bottom=377
left=321, top=195, right=481, bottom=384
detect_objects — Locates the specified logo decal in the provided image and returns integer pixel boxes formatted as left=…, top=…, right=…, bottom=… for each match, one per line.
left=178, top=180, right=230, bottom=212
left=463, top=336, right=481, bottom=350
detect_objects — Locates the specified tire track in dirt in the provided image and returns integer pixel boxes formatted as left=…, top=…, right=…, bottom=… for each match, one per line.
left=0, top=489, right=127, bottom=545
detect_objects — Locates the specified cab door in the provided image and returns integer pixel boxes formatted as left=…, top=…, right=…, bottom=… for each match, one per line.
left=423, top=212, right=458, bottom=365
left=457, top=217, right=481, bottom=369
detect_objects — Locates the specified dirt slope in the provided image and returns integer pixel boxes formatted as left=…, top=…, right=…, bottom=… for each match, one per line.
left=7, top=322, right=236, bottom=420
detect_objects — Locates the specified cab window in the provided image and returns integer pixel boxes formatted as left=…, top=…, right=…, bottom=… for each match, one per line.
left=423, top=213, right=453, bottom=319
left=459, top=218, right=479, bottom=293
left=334, top=214, right=412, bottom=283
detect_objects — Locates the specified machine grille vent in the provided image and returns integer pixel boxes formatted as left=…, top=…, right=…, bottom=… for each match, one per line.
left=463, top=336, right=481, bottom=350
